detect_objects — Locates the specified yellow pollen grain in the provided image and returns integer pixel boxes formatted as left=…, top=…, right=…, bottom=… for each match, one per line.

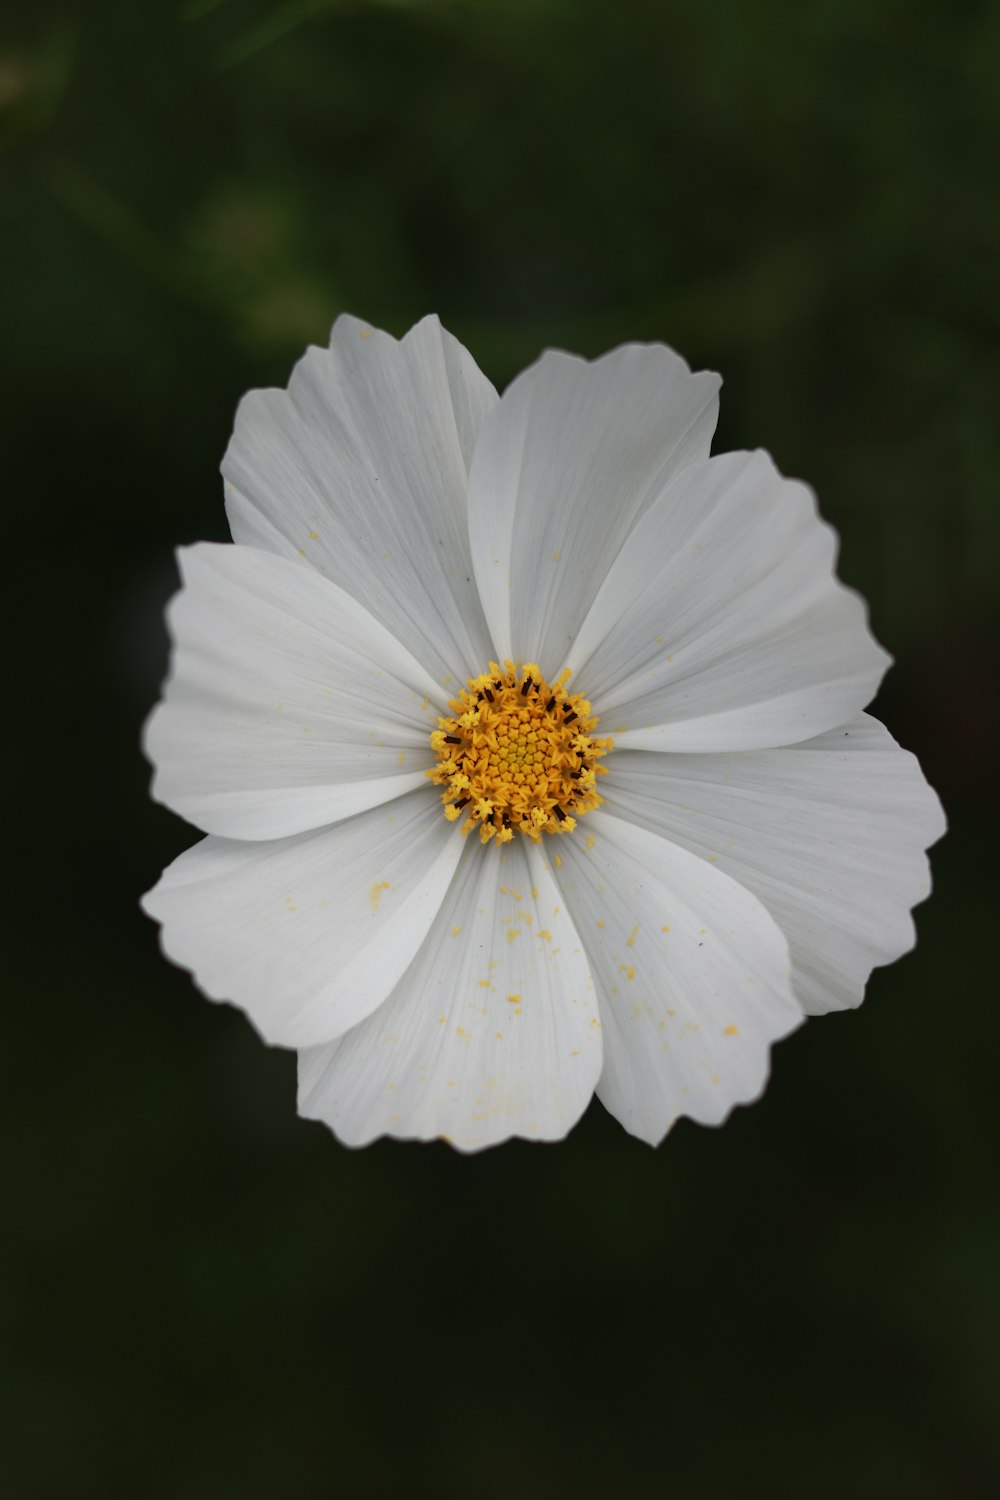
left=507, top=994, right=520, bottom=1004
left=620, top=964, right=636, bottom=980
left=451, top=926, right=461, bottom=937
left=506, top=928, right=521, bottom=942
left=427, top=661, right=612, bottom=848
left=661, top=924, right=670, bottom=933
left=723, top=1024, right=739, bottom=1036
left=368, top=881, right=391, bottom=912
left=626, top=925, right=639, bottom=948
left=596, top=920, right=605, bottom=929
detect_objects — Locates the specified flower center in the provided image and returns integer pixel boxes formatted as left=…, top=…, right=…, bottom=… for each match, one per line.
left=428, top=661, right=612, bottom=845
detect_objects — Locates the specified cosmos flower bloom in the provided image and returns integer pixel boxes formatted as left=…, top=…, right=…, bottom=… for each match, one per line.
left=142, top=314, right=944, bottom=1150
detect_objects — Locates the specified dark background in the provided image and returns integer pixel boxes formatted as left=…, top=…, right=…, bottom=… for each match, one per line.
left=3, top=1, right=998, bottom=1496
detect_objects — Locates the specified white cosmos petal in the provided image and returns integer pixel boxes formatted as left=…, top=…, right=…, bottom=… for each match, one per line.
left=144, top=543, right=447, bottom=840
left=298, top=836, right=601, bottom=1151
left=222, top=313, right=498, bottom=684
left=224, top=485, right=308, bottom=563
left=603, top=714, right=946, bottom=1016
left=467, top=342, right=720, bottom=675
left=569, top=450, right=890, bottom=751
left=141, top=790, right=463, bottom=1049
left=552, top=810, right=802, bottom=1144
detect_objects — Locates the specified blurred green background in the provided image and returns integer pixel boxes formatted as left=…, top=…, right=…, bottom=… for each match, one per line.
left=3, top=1, right=998, bottom=1496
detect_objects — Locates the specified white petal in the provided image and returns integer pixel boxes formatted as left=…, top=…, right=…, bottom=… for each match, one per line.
left=603, top=714, right=946, bottom=1015
left=552, top=811, right=801, bottom=1144
left=145, top=543, right=448, bottom=839
left=224, top=485, right=308, bottom=563
left=141, top=790, right=462, bottom=1048
left=569, top=450, right=890, bottom=751
left=222, top=313, right=498, bottom=684
left=298, top=837, right=601, bottom=1151
left=467, top=342, right=720, bottom=674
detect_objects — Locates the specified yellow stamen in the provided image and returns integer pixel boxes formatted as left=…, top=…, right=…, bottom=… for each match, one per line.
left=427, top=660, right=612, bottom=845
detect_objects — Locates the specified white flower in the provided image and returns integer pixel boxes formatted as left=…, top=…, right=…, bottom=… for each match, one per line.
left=142, top=314, right=945, bottom=1151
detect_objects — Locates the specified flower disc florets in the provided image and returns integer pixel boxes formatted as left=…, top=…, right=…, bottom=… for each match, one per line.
left=428, top=661, right=612, bottom=845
